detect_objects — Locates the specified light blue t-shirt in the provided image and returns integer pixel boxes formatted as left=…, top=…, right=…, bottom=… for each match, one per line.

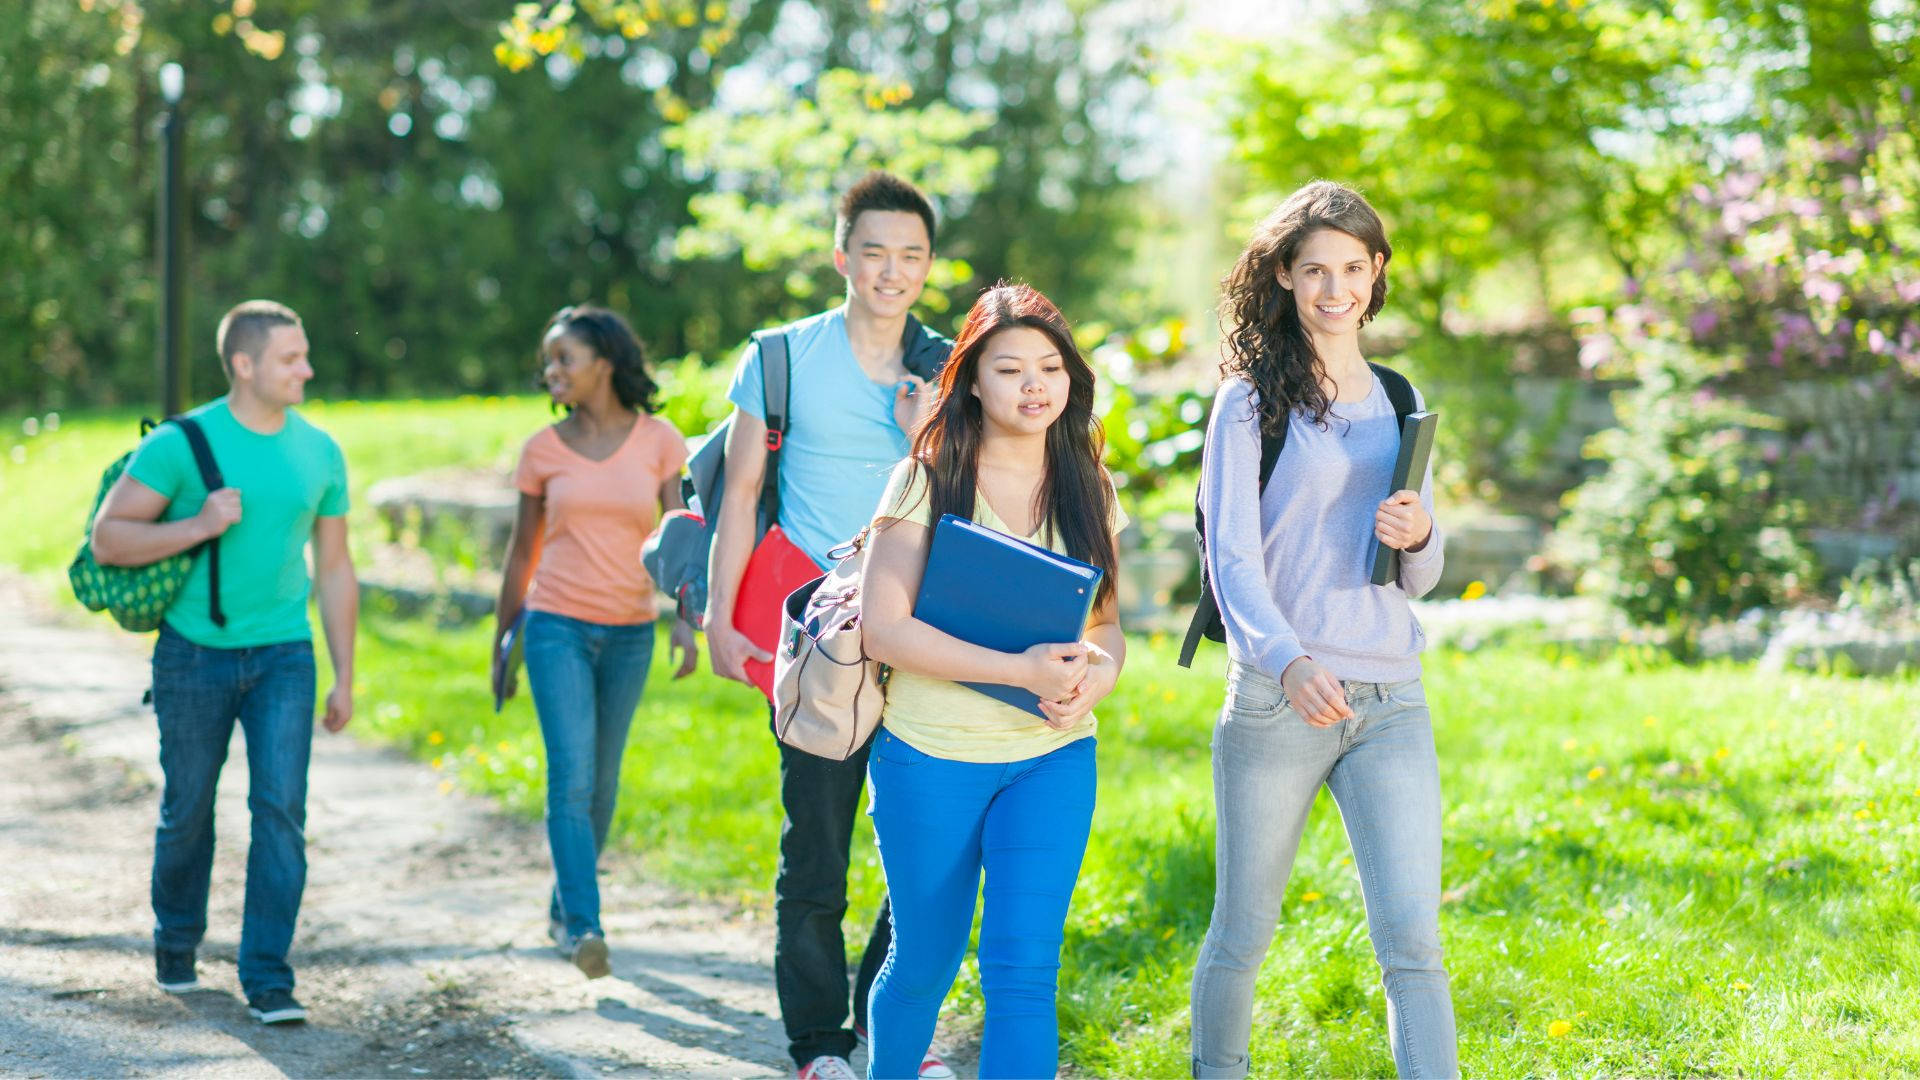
left=727, top=306, right=918, bottom=568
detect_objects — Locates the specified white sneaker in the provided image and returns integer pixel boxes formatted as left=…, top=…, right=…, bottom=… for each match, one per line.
left=797, top=1055, right=860, bottom=1080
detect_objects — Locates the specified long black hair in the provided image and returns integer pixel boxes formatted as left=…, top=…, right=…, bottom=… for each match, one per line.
left=540, top=304, right=659, bottom=414
left=1221, top=180, right=1391, bottom=437
left=908, top=282, right=1119, bottom=609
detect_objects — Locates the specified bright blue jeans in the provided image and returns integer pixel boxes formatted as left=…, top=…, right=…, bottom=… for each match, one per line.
left=522, top=610, right=655, bottom=939
left=865, top=728, right=1097, bottom=1080
left=149, top=623, right=316, bottom=1000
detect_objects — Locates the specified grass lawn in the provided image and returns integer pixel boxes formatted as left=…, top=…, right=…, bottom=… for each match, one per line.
left=7, top=402, right=1919, bottom=1075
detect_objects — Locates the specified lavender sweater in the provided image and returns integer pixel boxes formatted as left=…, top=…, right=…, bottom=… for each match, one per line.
left=1199, top=374, right=1443, bottom=685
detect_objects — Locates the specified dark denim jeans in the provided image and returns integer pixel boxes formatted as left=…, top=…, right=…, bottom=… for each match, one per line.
left=149, top=622, right=316, bottom=1000
left=773, top=720, right=893, bottom=1067
left=522, top=610, right=655, bottom=939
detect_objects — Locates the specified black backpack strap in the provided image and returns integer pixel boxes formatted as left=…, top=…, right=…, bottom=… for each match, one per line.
left=167, top=416, right=227, bottom=628
left=753, top=330, right=791, bottom=535
left=1179, top=406, right=1291, bottom=668
left=1177, top=581, right=1216, bottom=668
left=1369, top=361, right=1418, bottom=425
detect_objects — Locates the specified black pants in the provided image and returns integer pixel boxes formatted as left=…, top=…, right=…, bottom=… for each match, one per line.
left=774, top=724, right=892, bottom=1066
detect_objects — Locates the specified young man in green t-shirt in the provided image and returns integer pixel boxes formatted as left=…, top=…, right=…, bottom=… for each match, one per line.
left=91, top=299, right=358, bottom=1026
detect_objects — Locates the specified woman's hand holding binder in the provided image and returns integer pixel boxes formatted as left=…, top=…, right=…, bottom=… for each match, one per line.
left=1037, top=639, right=1119, bottom=731
left=1374, top=489, right=1432, bottom=552
left=1018, top=641, right=1087, bottom=704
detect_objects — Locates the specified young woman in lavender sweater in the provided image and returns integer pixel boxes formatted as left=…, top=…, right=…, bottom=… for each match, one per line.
left=1188, top=181, right=1456, bottom=1079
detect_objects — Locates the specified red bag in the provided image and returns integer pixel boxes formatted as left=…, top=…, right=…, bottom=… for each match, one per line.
left=734, top=524, right=821, bottom=700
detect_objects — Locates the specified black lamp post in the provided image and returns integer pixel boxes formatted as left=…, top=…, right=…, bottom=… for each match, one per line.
left=157, top=62, right=185, bottom=417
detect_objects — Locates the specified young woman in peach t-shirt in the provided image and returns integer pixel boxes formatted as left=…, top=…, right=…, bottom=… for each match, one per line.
left=492, top=305, right=695, bottom=979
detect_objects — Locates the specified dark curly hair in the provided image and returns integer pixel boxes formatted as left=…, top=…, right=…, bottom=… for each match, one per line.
left=1220, top=180, right=1391, bottom=438
left=539, top=304, right=659, bottom=414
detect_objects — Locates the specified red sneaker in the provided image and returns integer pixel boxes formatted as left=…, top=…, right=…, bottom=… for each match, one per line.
left=851, top=1026, right=955, bottom=1080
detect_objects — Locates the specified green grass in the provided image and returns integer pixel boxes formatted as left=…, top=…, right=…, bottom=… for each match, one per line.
left=8, top=402, right=1919, bottom=1075
left=1, top=397, right=553, bottom=585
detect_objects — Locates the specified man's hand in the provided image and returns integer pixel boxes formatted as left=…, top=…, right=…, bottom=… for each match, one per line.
left=1280, top=656, right=1353, bottom=728
left=1375, top=489, right=1432, bottom=552
left=196, top=487, right=242, bottom=540
left=320, top=682, right=352, bottom=733
left=707, top=620, right=772, bottom=685
left=668, top=619, right=700, bottom=680
left=893, top=375, right=934, bottom=435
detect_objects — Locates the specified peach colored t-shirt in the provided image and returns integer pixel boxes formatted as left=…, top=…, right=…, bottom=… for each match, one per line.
left=513, top=415, right=689, bottom=626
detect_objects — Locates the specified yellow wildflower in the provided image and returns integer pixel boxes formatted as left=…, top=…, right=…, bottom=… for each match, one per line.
left=1547, top=1019, right=1572, bottom=1038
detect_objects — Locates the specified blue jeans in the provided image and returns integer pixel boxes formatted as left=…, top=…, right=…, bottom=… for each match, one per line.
left=1191, top=662, right=1457, bottom=1079
left=149, top=622, right=316, bottom=999
left=865, top=728, right=1097, bottom=1080
left=522, top=610, right=655, bottom=939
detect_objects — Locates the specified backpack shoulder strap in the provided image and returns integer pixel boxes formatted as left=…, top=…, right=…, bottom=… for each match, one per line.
left=1369, top=361, right=1418, bottom=423
left=166, top=416, right=227, bottom=628
left=900, top=315, right=953, bottom=381
left=1257, top=420, right=1287, bottom=493
left=169, top=417, right=225, bottom=491
left=752, top=330, right=791, bottom=533
left=1180, top=399, right=1290, bottom=668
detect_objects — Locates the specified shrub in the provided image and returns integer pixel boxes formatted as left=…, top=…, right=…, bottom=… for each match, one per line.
left=1551, top=342, right=1817, bottom=652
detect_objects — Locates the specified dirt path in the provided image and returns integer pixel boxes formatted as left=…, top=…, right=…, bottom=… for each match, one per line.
left=0, top=577, right=813, bottom=1078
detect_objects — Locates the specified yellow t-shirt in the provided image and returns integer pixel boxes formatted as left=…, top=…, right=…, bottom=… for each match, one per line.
left=873, top=458, right=1128, bottom=764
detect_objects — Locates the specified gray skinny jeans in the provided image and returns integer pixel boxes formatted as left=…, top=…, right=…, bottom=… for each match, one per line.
left=1190, top=661, right=1457, bottom=1079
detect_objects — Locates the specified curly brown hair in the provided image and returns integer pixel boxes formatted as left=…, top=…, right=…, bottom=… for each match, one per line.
left=1220, top=180, right=1391, bottom=438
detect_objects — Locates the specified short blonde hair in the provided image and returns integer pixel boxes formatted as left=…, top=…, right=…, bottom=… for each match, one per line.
left=216, top=299, right=301, bottom=376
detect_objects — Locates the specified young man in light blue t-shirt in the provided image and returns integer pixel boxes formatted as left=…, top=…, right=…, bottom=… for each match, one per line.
left=703, top=173, right=955, bottom=1080
left=91, top=300, right=358, bottom=1027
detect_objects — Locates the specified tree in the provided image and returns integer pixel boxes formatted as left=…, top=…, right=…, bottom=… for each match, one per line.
left=503, top=0, right=1172, bottom=328
left=665, top=68, right=996, bottom=319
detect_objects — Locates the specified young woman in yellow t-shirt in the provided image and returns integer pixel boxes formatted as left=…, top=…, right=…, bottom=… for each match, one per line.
left=858, top=282, right=1127, bottom=1078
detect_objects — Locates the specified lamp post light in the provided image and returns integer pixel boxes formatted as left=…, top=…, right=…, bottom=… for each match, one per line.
left=157, top=62, right=185, bottom=417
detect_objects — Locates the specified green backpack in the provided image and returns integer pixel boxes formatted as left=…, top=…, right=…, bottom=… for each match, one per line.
left=69, top=416, right=227, bottom=633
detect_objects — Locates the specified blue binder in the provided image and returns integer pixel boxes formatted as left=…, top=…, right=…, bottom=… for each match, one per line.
left=913, top=513, right=1104, bottom=716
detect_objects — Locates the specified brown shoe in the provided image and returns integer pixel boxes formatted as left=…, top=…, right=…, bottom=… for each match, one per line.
left=571, top=931, right=610, bottom=979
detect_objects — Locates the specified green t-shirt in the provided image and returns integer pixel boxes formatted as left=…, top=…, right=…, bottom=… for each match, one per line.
left=127, top=397, right=349, bottom=648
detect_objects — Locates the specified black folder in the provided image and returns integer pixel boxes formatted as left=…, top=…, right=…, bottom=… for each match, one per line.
left=913, top=514, right=1103, bottom=716
left=1369, top=410, right=1439, bottom=587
